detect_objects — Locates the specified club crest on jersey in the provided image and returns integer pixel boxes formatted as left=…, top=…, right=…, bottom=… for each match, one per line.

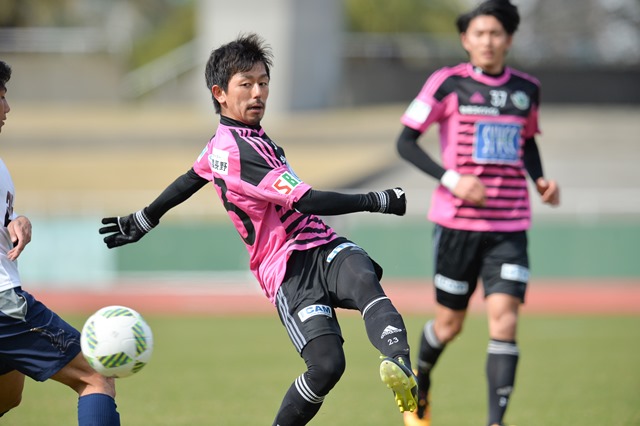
left=298, top=304, right=332, bottom=322
left=511, top=91, right=530, bottom=110
left=208, top=148, right=229, bottom=175
left=272, top=171, right=300, bottom=195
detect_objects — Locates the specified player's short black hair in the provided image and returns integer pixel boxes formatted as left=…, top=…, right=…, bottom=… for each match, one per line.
left=0, top=60, right=11, bottom=91
left=456, top=0, right=520, bottom=35
left=204, top=33, right=274, bottom=114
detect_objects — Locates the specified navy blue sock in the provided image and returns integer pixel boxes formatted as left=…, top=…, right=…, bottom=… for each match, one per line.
left=77, top=393, right=120, bottom=426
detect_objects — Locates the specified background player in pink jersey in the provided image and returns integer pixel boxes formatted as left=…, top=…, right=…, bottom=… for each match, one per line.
left=100, top=33, right=418, bottom=425
left=396, top=1, right=560, bottom=426
left=0, top=61, right=121, bottom=425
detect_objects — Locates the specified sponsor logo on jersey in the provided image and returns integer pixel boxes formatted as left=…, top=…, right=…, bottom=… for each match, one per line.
left=501, top=263, right=529, bottom=283
left=404, top=99, right=432, bottom=123
left=297, top=304, right=332, bottom=322
left=459, top=105, right=499, bottom=116
left=208, top=148, right=229, bottom=175
left=272, top=171, right=301, bottom=195
left=434, top=274, right=468, bottom=295
left=511, top=91, right=530, bottom=110
left=380, top=325, right=402, bottom=339
left=473, top=122, right=522, bottom=165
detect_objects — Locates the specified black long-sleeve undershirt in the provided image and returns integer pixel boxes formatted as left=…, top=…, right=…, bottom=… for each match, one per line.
left=144, top=168, right=208, bottom=223
left=396, top=126, right=446, bottom=180
left=522, top=136, right=544, bottom=181
left=293, top=189, right=372, bottom=216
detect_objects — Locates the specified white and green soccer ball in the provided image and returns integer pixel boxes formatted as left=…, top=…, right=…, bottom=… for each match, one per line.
left=80, top=305, right=154, bottom=378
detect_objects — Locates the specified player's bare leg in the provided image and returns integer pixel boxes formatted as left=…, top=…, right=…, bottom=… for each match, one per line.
left=50, top=353, right=120, bottom=426
left=0, top=370, right=25, bottom=417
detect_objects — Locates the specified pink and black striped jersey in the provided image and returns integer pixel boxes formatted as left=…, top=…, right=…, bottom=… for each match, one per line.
left=402, top=62, right=541, bottom=232
left=193, top=117, right=338, bottom=304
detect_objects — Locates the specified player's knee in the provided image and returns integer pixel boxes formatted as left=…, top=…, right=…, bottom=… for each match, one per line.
left=308, top=348, right=345, bottom=394
left=0, top=392, right=22, bottom=415
left=83, top=373, right=116, bottom=398
left=437, top=321, right=464, bottom=343
left=65, top=370, right=116, bottom=398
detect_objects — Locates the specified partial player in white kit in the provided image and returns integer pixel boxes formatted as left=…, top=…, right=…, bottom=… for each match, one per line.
left=0, top=60, right=121, bottom=425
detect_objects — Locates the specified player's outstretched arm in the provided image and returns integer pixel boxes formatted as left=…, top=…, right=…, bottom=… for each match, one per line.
left=100, top=168, right=208, bottom=249
left=294, top=187, right=406, bottom=216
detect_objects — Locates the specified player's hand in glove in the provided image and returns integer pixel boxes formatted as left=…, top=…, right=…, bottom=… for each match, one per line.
left=100, top=209, right=158, bottom=248
left=367, top=188, right=407, bottom=216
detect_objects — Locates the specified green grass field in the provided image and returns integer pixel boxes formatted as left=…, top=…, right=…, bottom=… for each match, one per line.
left=3, top=314, right=639, bottom=425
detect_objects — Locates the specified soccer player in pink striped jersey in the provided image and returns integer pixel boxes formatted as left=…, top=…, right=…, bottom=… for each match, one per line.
left=397, top=1, right=560, bottom=426
left=100, top=34, right=418, bottom=425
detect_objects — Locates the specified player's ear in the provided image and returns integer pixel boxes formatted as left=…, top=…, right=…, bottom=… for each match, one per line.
left=212, top=85, right=226, bottom=104
left=505, top=34, right=514, bottom=50
left=460, top=32, right=470, bottom=52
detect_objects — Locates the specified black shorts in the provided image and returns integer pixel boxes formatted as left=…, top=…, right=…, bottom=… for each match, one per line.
left=276, top=237, right=384, bottom=354
left=433, top=225, right=529, bottom=310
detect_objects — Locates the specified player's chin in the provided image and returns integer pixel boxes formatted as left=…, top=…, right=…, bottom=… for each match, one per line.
left=244, top=109, right=264, bottom=125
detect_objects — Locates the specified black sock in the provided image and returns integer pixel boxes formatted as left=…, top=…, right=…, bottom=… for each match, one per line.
left=415, top=320, right=444, bottom=416
left=362, top=297, right=411, bottom=367
left=272, top=374, right=324, bottom=426
left=486, top=339, right=519, bottom=426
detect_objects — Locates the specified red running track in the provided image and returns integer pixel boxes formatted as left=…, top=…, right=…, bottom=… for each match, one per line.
left=29, top=279, right=640, bottom=316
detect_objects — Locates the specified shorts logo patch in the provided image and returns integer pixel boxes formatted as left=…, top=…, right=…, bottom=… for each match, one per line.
left=404, top=99, right=432, bottom=123
left=434, top=274, right=468, bottom=295
left=272, top=171, right=301, bottom=195
left=326, top=242, right=360, bottom=263
left=297, top=304, right=332, bottom=322
left=474, top=122, right=522, bottom=165
left=209, top=148, right=229, bottom=175
left=500, top=264, right=529, bottom=283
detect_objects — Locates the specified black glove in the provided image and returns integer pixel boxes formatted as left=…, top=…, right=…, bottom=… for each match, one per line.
left=367, top=188, right=406, bottom=216
left=99, top=209, right=158, bottom=248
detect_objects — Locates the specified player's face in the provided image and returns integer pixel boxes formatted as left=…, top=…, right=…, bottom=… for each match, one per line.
left=0, top=88, right=9, bottom=133
left=461, top=15, right=513, bottom=74
left=214, top=62, right=269, bottom=126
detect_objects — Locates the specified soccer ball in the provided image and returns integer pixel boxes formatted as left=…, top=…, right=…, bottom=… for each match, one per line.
left=80, top=305, right=154, bottom=378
